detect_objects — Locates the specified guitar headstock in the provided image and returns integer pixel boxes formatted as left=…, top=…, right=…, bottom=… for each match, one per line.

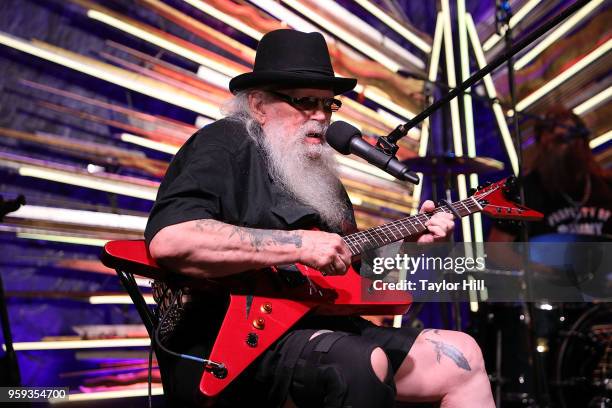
left=472, top=177, right=543, bottom=221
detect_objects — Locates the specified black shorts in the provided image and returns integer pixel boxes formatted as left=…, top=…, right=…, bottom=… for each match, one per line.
left=159, top=316, right=421, bottom=407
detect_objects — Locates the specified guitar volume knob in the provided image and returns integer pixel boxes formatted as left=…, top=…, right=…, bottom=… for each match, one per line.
left=253, top=318, right=265, bottom=330
left=260, top=303, right=272, bottom=313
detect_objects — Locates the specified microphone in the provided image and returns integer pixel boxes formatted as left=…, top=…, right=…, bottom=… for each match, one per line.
left=326, top=121, right=420, bottom=184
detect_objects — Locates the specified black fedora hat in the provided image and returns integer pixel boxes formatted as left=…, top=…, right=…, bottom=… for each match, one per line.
left=229, top=29, right=357, bottom=95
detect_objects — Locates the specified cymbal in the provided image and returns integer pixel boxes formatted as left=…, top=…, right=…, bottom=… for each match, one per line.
left=402, top=155, right=504, bottom=175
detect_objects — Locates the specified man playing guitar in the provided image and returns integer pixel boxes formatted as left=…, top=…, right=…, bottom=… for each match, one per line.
left=145, top=29, right=495, bottom=408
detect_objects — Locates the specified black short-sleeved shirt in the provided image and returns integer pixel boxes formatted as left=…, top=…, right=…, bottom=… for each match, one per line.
left=145, top=117, right=354, bottom=245
left=495, top=171, right=612, bottom=238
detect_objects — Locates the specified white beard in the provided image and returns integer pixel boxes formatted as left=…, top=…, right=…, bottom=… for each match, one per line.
left=257, top=118, right=348, bottom=231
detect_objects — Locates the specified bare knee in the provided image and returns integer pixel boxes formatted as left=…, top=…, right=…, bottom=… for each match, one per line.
left=417, top=330, right=486, bottom=381
left=370, top=347, right=389, bottom=383
left=457, top=332, right=485, bottom=373
left=440, top=331, right=487, bottom=390
left=434, top=332, right=493, bottom=404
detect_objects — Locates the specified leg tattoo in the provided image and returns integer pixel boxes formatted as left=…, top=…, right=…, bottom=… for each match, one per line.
left=425, top=338, right=471, bottom=371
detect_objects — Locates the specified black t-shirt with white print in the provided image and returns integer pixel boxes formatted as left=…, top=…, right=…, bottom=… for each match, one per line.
left=498, top=171, right=612, bottom=238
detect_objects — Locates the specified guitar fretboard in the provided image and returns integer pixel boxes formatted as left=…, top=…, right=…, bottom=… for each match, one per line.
left=343, top=196, right=482, bottom=256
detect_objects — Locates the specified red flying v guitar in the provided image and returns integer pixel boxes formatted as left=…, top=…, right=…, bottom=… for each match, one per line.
left=101, top=177, right=542, bottom=399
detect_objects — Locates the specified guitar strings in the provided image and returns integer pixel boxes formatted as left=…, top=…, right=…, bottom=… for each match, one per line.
left=344, top=184, right=509, bottom=255
left=343, top=198, right=482, bottom=255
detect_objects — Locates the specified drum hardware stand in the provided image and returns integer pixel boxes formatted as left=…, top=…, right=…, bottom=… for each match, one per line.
left=499, top=0, right=551, bottom=405
left=0, top=194, right=26, bottom=386
left=495, top=328, right=503, bottom=406
left=400, top=69, right=546, bottom=122
left=415, top=69, right=458, bottom=331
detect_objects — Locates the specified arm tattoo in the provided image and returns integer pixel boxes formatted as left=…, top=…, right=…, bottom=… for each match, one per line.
left=193, top=219, right=303, bottom=251
left=422, top=329, right=440, bottom=335
left=426, top=338, right=471, bottom=371
left=194, top=219, right=222, bottom=232
left=228, top=226, right=303, bottom=252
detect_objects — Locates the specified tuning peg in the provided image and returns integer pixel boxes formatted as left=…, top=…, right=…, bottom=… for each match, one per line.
left=503, top=177, right=518, bottom=191
left=477, top=182, right=488, bottom=190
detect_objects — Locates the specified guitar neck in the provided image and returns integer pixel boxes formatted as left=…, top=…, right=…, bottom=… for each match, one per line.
left=343, top=196, right=482, bottom=256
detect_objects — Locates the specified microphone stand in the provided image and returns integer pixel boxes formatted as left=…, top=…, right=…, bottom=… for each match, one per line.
left=401, top=69, right=552, bottom=126
left=400, top=69, right=504, bottom=108
left=377, top=0, right=592, bottom=155
left=0, top=194, right=25, bottom=386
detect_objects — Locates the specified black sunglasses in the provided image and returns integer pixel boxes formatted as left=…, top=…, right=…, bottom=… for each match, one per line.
left=268, top=91, right=342, bottom=113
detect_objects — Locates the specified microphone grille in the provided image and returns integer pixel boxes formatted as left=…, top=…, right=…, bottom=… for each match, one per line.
left=326, top=121, right=360, bottom=155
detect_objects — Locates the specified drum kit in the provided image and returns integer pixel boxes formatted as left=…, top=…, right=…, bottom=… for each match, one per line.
left=401, top=154, right=612, bottom=408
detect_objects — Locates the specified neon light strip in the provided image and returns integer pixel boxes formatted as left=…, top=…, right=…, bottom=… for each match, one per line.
left=339, top=96, right=401, bottom=130
left=573, top=86, right=612, bottom=115
left=9, top=205, right=147, bottom=231
left=442, top=0, right=471, bottom=243
left=4, top=338, right=150, bottom=351
left=516, top=38, right=612, bottom=111
left=421, top=12, right=444, bottom=158
left=458, top=3, right=476, bottom=159
left=335, top=155, right=396, bottom=181
left=182, top=0, right=263, bottom=40
left=347, top=193, right=363, bottom=206
left=441, top=0, right=464, bottom=157
left=590, top=129, right=611, bottom=149
left=16, top=233, right=109, bottom=247
left=88, top=9, right=241, bottom=79
left=353, top=0, right=431, bottom=53
left=514, top=0, right=604, bottom=70
left=375, top=109, right=419, bottom=139
left=89, top=295, right=155, bottom=305
left=458, top=1, right=483, bottom=243
left=18, top=166, right=158, bottom=200
left=353, top=84, right=416, bottom=120
left=0, top=32, right=220, bottom=118
left=307, top=0, right=424, bottom=68
left=482, top=0, right=542, bottom=52
left=281, top=0, right=405, bottom=72
left=136, top=278, right=153, bottom=288
left=248, top=0, right=320, bottom=32
left=50, top=387, right=163, bottom=403
left=139, top=0, right=256, bottom=63
left=347, top=191, right=413, bottom=213
left=466, top=14, right=519, bottom=176
left=121, top=133, right=180, bottom=154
